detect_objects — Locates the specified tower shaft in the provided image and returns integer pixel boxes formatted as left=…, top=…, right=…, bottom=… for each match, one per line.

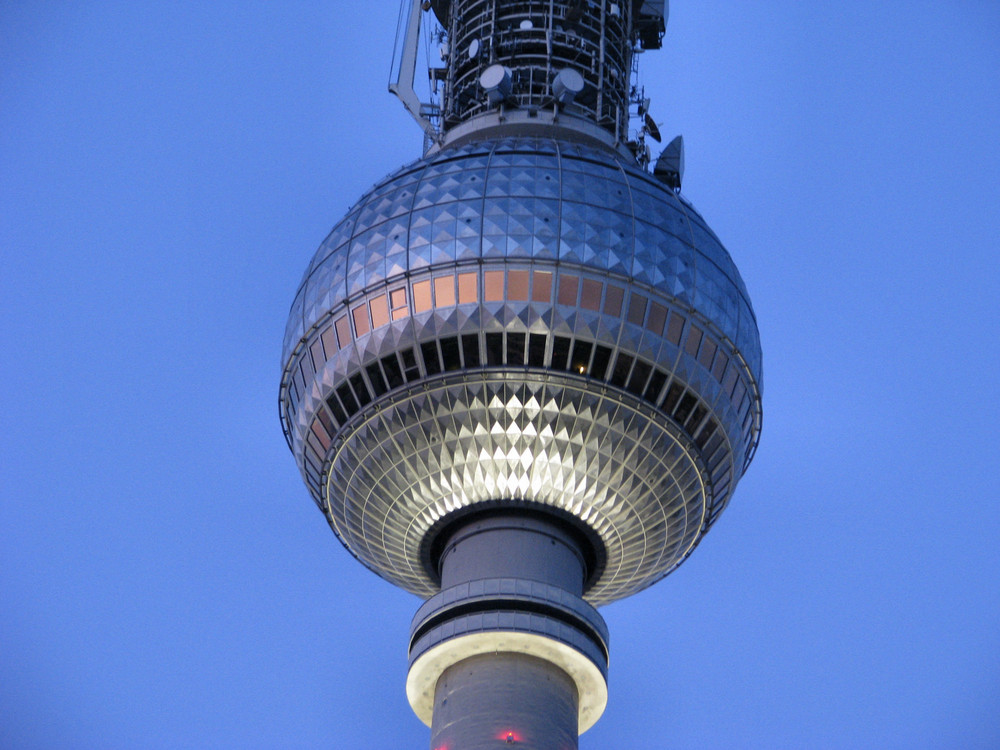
left=432, top=653, right=578, bottom=750
left=407, top=514, right=609, bottom=747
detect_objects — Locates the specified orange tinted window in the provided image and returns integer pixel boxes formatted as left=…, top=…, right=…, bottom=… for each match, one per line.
left=335, top=315, right=352, bottom=348
left=485, top=270, right=504, bottom=301
left=434, top=275, right=456, bottom=307
left=627, top=294, right=647, bottom=325
left=412, top=280, right=432, bottom=312
left=532, top=271, right=552, bottom=302
left=370, top=294, right=389, bottom=328
left=558, top=274, right=579, bottom=306
left=352, top=303, right=370, bottom=336
left=458, top=272, right=478, bottom=303
left=581, top=279, right=602, bottom=311
left=321, top=326, right=338, bottom=356
left=310, top=339, right=326, bottom=371
left=604, top=285, right=624, bottom=316
left=647, top=302, right=667, bottom=335
left=508, top=269, right=529, bottom=300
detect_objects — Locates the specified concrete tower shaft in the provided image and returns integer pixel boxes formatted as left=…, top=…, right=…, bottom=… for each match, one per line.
left=407, top=514, right=609, bottom=748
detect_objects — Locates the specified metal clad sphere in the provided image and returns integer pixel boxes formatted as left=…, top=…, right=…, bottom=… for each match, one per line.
left=279, top=137, right=761, bottom=605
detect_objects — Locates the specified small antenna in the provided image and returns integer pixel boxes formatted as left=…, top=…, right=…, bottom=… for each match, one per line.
left=643, top=113, right=662, bottom=143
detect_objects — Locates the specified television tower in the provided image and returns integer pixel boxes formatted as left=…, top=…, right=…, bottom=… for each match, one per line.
left=279, top=2, right=761, bottom=747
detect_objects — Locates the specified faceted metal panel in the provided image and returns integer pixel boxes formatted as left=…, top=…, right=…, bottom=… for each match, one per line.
left=279, top=136, right=763, bottom=604
left=325, top=374, right=707, bottom=606
left=284, top=138, right=760, bottom=380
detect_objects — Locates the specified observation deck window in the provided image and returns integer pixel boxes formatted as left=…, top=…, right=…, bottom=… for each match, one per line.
left=382, top=353, right=405, bottom=389
left=462, top=334, right=481, bottom=367
left=591, top=345, right=612, bottom=380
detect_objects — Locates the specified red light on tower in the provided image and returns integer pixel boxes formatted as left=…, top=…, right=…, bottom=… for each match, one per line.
left=497, top=729, right=521, bottom=744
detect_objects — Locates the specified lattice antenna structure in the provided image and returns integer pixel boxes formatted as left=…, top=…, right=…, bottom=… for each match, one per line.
left=281, top=2, right=760, bottom=748
left=390, top=0, right=667, bottom=159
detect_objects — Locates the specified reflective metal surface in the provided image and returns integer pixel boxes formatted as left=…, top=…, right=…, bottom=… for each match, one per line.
left=279, top=136, right=761, bottom=605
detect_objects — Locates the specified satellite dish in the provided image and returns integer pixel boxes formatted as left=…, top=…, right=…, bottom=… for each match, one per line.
left=653, top=135, right=685, bottom=190
left=468, top=38, right=480, bottom=59
left=644, top=113, right=662, bottom=143
left=552, top=67, right=585, bottom=105
left=520, top=19, right=534, bottom=30
left=480, top=64, right=512, bottom=104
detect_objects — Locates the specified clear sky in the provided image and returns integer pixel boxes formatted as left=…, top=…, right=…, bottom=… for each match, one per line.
left=2, top=2, right=998, bottom=748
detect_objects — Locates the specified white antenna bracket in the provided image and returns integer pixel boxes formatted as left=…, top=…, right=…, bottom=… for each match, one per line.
left=389, top=0, right=438, bottom=137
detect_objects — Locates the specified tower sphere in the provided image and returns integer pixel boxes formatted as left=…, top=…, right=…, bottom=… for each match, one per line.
left=280, top=134, right=761, bottom=606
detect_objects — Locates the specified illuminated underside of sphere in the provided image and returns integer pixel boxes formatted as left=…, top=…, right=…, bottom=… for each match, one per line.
left=279, top=135, right=761, bottom=606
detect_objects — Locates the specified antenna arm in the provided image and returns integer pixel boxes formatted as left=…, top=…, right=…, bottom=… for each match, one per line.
left=389, top=0, right=437, bottom=136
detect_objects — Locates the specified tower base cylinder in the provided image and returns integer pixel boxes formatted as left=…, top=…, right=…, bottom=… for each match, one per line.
left=431, top=652, right=578, bottom=750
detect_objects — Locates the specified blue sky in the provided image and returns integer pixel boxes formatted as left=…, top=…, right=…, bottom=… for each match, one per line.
left=2, top=2, right=998, bottom=748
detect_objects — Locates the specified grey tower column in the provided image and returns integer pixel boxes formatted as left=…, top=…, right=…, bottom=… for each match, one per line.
left=432, top=653, right=578, bottom=749
left=407, top=513, right=610, bottom=749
